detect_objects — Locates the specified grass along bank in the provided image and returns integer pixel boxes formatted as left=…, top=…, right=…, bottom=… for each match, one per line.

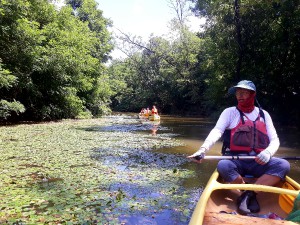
left=0, top=115, right=199, bottom=224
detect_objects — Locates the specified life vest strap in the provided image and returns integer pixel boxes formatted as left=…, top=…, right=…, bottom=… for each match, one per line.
left=221, top=107, right=266, bottom=155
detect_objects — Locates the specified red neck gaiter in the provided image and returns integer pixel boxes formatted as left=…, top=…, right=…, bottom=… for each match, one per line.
left=237, top=92, right=256, bottom=113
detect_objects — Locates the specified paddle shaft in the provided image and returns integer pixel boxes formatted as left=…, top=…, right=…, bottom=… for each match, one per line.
left=204, top=155, right=300, bottom=160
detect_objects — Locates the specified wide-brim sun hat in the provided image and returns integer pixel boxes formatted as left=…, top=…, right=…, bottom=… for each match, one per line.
left=228, top=80, right=256, bottom=94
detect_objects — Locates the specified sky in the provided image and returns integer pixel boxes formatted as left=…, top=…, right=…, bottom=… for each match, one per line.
left=96, top=0, right=204, bottom=59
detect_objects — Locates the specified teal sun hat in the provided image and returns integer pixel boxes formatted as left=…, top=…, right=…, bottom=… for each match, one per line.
left=228, top=80, right=256, bottom=94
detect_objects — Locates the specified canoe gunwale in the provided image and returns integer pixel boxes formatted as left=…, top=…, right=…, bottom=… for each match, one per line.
left=189, top=169, right=300, bottom=225
left=148, top=114, right=160, bottom=121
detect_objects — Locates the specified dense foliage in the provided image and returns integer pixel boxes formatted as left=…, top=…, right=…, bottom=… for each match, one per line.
left=192, top=0, right=300, bottom=125
left=0, top=0, right=114, bottom=121
left=108, top=0, right=300, bottom=128
left=0, top=0, right=299, bottom=128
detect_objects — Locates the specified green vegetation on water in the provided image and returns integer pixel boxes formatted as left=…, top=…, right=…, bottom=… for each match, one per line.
left=0, top=115, right=198, bottom=224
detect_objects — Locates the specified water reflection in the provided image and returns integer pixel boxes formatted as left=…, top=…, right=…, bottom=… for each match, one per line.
left=151, top=121, right=160, bottom=136
left=154, top=115, right=300, bottom=185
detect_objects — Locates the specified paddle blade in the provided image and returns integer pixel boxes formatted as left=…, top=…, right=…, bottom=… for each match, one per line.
left=279, top=182, right=296, bottom=214
left=286, top=193, right=300, bottom=222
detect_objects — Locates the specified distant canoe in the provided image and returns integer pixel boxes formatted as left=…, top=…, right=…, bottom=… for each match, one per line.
left=148, top=114, right=160, bottom=121
left=138, top=113, right=149, bottom=119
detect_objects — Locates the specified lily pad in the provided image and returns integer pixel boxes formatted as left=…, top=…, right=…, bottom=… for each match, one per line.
left=0, top=116, right=200, bottom=224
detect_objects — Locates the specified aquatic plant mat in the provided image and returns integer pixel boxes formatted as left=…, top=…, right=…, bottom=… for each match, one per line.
left=0, top=115, right=200, bottom=224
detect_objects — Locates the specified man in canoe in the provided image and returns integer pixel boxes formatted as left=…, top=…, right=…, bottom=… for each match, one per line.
left=188, top=80, right=290, bottom=215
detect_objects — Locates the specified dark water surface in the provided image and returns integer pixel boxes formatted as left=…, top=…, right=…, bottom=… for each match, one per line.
left=154, top=115, right=300, bottom=186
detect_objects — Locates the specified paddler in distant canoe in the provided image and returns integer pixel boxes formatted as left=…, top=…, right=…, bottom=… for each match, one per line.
left=151, top=105, right=158, bottom=115
left=139, top=108, right=145, bottom=114
left=187, top=80, right=290, bottom=215
left=146, top=107, right=151, bottom=116
left=138, top=108, right=146, bottom=117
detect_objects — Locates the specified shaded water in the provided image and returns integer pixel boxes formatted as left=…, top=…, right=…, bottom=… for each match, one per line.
left=152, top=115, right=300, bottom=186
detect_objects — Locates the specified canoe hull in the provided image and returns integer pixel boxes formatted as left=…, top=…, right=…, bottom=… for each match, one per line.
left=189, top=169, right=300, bottom=225
left=148, top=114, right=160, bottom=121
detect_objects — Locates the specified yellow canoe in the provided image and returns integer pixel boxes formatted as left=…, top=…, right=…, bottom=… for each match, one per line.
left=148, top=114, right=160, bottom=121
left=189, top=169, right=300, bottom=225
left=138, top=114, right=148, bottom=119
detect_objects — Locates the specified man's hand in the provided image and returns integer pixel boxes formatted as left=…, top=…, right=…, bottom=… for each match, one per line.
left=256, top=150, right=271, bottom=165
left=187, top=147, right=206, bottom=163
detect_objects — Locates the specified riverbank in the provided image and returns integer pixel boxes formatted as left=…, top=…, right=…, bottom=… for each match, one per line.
left=0, top=114, right=200, bottom=224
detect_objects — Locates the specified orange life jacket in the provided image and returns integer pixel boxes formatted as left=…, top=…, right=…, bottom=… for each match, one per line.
left=152, top=108, right=158, bottom=114
left=222, top=108, right=270, bottom=155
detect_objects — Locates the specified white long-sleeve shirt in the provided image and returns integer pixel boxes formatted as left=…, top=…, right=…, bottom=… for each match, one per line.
left=201, top=107, right=280, bottom=155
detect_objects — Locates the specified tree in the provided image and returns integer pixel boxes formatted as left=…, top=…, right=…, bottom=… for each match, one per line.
left=0, top=60, right=25, bottom=119
left=0, top=0, right=114, bottom=120
left=109, top=0, right=204, bottom=114
left=67, top=0, right=113, bottom=62
left=191, top=0, right=300, bottom=126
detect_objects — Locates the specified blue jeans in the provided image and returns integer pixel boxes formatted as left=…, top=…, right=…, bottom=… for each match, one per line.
left=217, top=157, right=290, bottom=182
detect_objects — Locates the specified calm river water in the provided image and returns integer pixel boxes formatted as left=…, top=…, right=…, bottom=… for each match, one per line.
left=154, top=115, right=300, bottom=187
